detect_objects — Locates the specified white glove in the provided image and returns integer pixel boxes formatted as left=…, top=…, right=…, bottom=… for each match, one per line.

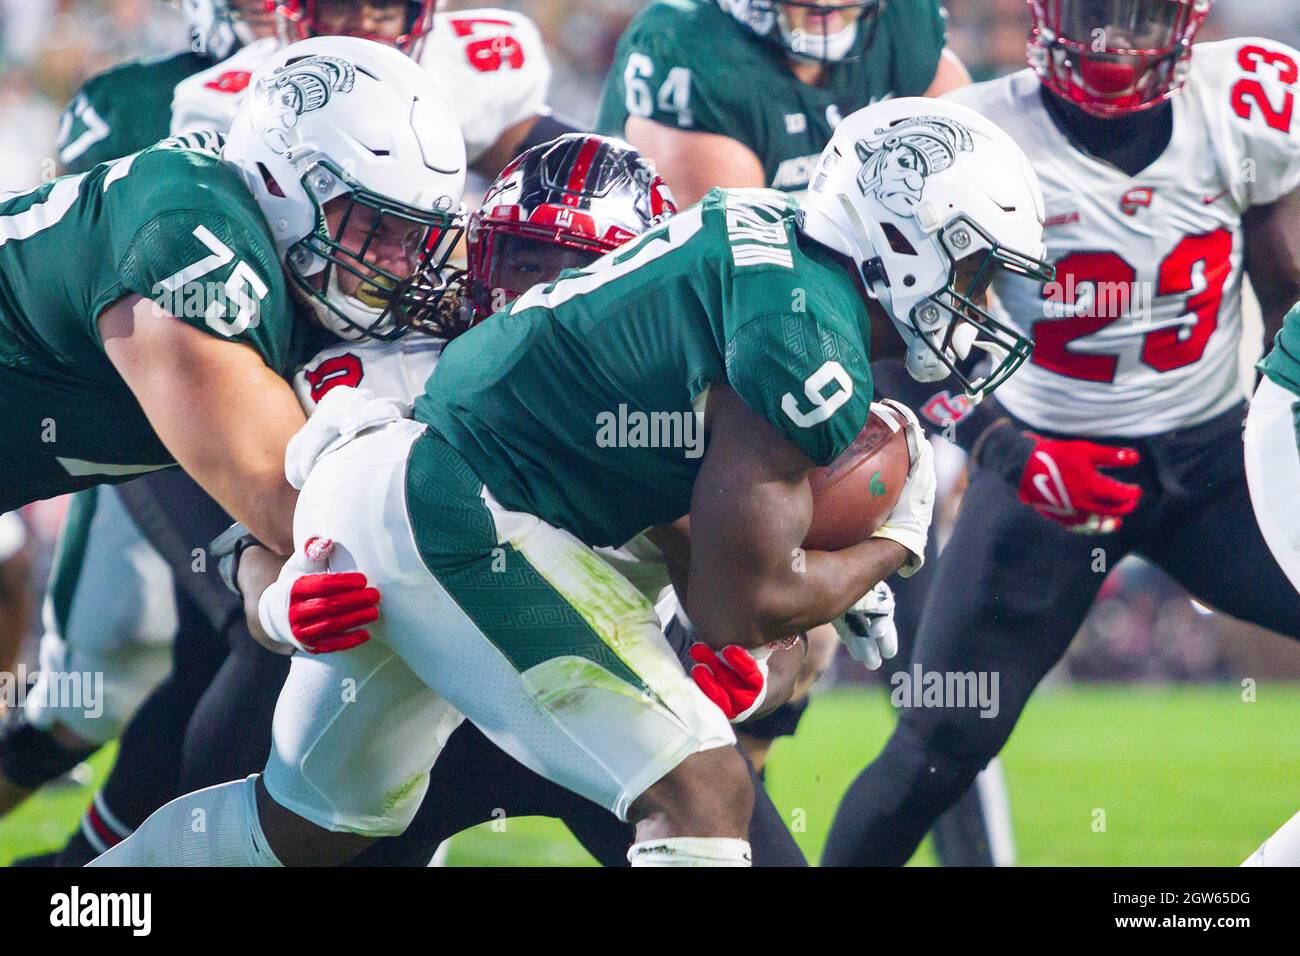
left=836, top=581, right=898, bottom=670
left=869, top=399, right=936, bottom=577
left=285, top=386, right=411, bottom=489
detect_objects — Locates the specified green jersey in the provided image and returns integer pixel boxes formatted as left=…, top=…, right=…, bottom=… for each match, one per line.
left=1260, top=302, right=1300, bottom=395
left=595, top=0, right=947, bottom=195
left=57, top=51, right=211, bottom=174
left=0, top=136, right=323, bottom=509
left=417, top=188, right=874, bottom=547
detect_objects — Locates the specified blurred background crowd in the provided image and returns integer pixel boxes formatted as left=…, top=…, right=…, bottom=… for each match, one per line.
left=2, top=0, right=1299, bottom=687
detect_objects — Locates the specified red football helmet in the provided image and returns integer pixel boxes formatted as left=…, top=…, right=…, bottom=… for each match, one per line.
left=466, top=133, right=677, bottom=324
left=1028, top=0, right=1212, bottom=116
left=277, top=1, right=438, bottom=55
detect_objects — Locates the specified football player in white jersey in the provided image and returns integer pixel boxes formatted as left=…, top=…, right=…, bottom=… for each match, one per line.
left=3, top=1, right=568, bottom=862
left=822, top=0, right=1300, bottom=866
left=171, top=1, right=566, bottom=176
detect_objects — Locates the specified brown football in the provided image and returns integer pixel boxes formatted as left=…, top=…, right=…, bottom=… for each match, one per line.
left=803, top=408, right=911, bottom=551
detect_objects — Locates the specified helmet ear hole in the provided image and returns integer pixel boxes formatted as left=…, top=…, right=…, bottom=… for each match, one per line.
left=257, top=163, right=286, bottom=199
left=882, top=222, right=917, bottom=256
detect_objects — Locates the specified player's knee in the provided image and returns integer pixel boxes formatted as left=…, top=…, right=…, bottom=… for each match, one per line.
left=887, top=717, right=988, bottom=801
left=254, top=776, right=376, bottom=866
left=631, top=745, right=753, bottom=839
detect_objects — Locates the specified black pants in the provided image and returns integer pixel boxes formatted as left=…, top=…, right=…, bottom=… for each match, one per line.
left=822, top=403, right=1300, bottom=866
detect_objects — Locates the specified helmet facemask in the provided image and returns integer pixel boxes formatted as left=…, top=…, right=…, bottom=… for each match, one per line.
left=276, top=1, right=438, bottom=56
left=286, top=160, right=465, bottom=341
left=891, top=216, right=1053, bottom=398
left=722, top=0, right=883, bottom=64
left=1028, top=0, right=1212, bottom=117
left=467, top=222, right=609, bottom=321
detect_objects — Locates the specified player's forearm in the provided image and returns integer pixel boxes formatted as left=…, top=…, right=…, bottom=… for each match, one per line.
left=690, top=538, right=906, bottom=650
left=761, top=538, right=910, bottom=635
left=237, top=545, right=293, bottom=654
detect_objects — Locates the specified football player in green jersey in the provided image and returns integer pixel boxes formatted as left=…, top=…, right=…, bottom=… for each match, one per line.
left=57, top=1, right=277, bottom=174
left=0, top=37, right=466, bottom=554
left=597, top=3, right=1008, bottom=866
left=596, top=0, right=969, bottom=205
left=92, top=97, right=1053, bottom=868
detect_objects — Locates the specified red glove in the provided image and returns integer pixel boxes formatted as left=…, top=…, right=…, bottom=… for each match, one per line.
left=286, top=571, right=381, bottom=654
left=689, top=644, right=768, bottom=723
left=1018, top=437, right=1142, bottom=534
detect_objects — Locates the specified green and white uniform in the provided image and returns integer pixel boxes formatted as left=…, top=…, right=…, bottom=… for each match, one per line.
left=57, top=51, right=211, bottom=175
left=0, top=137, right=322, bottom=511
left=595, top=0, right=947, bottom=195
left=1246, top=306, right=1300, bottom=592
left=261, top=190, right=874, bottom=831
left=26, top=50, right=226, bottom=744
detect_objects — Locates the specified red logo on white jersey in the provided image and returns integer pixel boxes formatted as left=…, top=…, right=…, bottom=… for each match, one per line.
left=204, top=70, right=251, bottom=94
left=304, top=353, right=364, bottom=404
left=1119, top=187, right=1155, bottom=217
left=920, top=391, right=973, bottom=428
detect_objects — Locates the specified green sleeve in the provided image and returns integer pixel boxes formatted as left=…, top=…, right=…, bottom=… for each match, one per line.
left=596, top=10, right=746, bottom=140
left=725, top=312, right=872, bottom=465
left=884, top=0, right=949, bottom=96
left=58, top=55, right=206, bottom=175
left=116, top=207, right=288, bottom=369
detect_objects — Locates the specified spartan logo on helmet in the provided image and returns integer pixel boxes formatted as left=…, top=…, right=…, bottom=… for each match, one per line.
left=265, top=54, right=356, bottom=117
left=854, top=116, right=974, bottom=218
left=257, top=54, right=356, bottom=155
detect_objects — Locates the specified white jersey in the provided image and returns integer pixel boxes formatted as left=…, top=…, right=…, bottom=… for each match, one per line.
left=171, top=8, right=551, bottom=164
left=293, top=334, right=445, bottom=412
left=948, top=39, right=1300, bottom=437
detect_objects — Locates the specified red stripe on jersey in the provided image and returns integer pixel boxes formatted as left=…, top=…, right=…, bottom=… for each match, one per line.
left=86, top=804, right=123, bottom=848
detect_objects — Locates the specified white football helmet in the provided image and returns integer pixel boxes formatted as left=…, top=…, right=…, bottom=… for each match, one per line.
left=224, top=35, right=467, bottom=340
left=179, top=0, right=268, bottom=61
left=799, top=97, right=1054, bottom=399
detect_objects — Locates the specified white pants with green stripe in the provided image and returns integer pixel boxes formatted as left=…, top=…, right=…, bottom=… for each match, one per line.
left=263, top=419, right=733, bottom=836
left=1245, top=376, right=1300, bottom=594
left=26, top=486, right=176, bottom=744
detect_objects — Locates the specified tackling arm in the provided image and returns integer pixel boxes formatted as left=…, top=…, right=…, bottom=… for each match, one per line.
left=99, top=294, right=304, bottom=555
left=686, top=384, right=908, bottom=651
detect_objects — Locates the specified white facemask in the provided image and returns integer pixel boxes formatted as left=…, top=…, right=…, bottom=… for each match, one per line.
left=778, top=13, right=859, bottom=62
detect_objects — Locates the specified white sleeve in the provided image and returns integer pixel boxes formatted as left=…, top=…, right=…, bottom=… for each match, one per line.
left=1195, top=38, right=1300, bottom=208
left=169, top=38, right=279, bottom=136
left=423, top=9, right=553, bottom=164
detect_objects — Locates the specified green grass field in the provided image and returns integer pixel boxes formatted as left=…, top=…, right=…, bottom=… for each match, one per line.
left=2, top=683, right=1296, bottom=866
